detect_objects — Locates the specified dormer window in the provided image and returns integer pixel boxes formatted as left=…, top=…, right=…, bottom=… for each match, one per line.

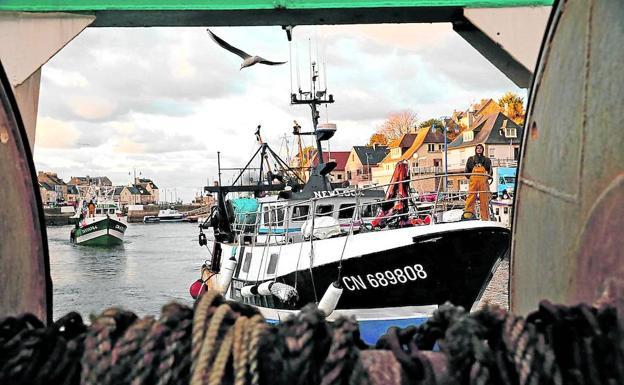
left=463, top=131, right=474, bottom=142
left=391, top=148, right=401, bottom=158
left=427, top=144, right=435, bottom=152
left=504, top=127, right=517, bottom=138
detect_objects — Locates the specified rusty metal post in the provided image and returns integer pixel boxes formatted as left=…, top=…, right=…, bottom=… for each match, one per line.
left=0, top=60, right=51, bottom=323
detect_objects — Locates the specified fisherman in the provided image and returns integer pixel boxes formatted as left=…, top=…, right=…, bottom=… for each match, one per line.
left=87, top=200, right=96, bottom=218
left=463, top=144, right=492, bottom=220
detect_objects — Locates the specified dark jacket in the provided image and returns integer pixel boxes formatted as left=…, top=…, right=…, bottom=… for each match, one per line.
left=465, top=154, right=492, bottom=177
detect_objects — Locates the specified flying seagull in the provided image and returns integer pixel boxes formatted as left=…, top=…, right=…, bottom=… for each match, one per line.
left=207, top=29, right=287, bottom=70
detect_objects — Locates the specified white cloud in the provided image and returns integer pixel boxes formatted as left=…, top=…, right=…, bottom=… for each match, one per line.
left=35, top=117, right=80, bottom=149
left=69, top=96, right=116, bottom=120
left=42, top=67, right=89, bottom=88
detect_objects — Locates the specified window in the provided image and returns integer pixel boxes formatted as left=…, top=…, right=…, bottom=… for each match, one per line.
left=337, top=174, right=342, bottom=180
left=266, top=253, right=278, bottom=275
left=427, top=144, right=435, bottom=152
left=463, top=131, right=474, bottom=142
left=96, top=209, right=102, bottom=215
left=347, top=171, right=352, bottom=180
left=360, top=202, right=380, bottom=218
left=495, top=208, right=500, bottom=215
left=503, top=207, right=509, bottom=214
left=292, top=205, right=310, bottom=221
left=338, top=204, right=356, bottom=219
left=242, top=253, right=252, bottom=273
left=274, top=207, right=285, bottom=226
left=263, top=207, right=270, bottom=225
left=391, top=148, right=401, bottom=158
left=356, top=169, right=362, bottom=176
left=109, top=209, right=115, bottom=214
left=434, top=159, right=441, bottom=167
left=438, top=144, right=444, bottom=151
left=505, top=127, right=517, bottom=138
left=316, top=205, right=334, bottom=216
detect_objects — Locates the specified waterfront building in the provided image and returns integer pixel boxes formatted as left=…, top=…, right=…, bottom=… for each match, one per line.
left=309, top=151, right=350, bottom=184
left=403, top=126, right=446, bottom=193
left=69, top=175, right=112, bottom=187
left=134, top=177, right=160, bottom=203
left=66, top=185, right=80, bottom=205
left=345, top=145, right=388, bottom=187
left=452, top=98, right=503, bottom=130
left=38, top=182, right=57, bottom=206
left=445, top=112, right=523, bottom=192
left=37, top=171, right=67, bottom=202
left=371, top=133, right=418, bottom=186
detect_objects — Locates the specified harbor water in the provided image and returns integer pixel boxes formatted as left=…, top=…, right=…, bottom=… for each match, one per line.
left=48, top=222, right=207, bottom=319
left=47, top=223, right=509, bottom=319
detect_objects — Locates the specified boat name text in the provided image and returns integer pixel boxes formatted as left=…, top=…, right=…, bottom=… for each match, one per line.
left=341, top=264, right=428, bottom=291
left=82, top=225, right=98, bottom=233
left=313, top=190, right=357, bottom=198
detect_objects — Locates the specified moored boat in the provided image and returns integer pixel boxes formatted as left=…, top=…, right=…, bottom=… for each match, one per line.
left=192, top=64, right=509, bottom=344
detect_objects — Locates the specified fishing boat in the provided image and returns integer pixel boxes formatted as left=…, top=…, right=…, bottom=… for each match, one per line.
left=70, top=187, right=127, bottom=246
left=193, top=64, right=510, bottom=344
left=143, top=208, right=185, bottom=223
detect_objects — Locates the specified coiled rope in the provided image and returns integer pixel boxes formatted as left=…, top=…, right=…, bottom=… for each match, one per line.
left=1, top=294, right=622, bottom=385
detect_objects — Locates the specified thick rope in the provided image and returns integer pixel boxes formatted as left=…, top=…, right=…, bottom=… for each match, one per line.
left=2, top=294, right=623, bottom=385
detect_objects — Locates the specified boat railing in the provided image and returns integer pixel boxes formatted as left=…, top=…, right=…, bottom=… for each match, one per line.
left=227, top=171, right=496, bottom=245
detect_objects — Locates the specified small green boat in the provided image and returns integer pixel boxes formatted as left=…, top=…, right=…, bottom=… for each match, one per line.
left=70, top=201, right=127, bottom=246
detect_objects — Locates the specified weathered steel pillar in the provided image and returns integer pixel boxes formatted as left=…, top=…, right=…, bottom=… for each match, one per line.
left=512, top=0, right=624, bottom=314
left=0, top=61, right=51, bottom=323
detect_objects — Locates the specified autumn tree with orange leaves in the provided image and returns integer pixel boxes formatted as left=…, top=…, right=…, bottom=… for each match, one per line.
left=368, top=110, right=418, bottom=145
left=498, top=92, right=525, bottom=125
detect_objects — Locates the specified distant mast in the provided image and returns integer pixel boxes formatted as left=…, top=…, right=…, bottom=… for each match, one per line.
left=291, top=61, right=336, bottom=193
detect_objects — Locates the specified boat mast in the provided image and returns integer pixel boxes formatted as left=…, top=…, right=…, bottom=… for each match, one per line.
left=291, top=61, right=335, bottom=192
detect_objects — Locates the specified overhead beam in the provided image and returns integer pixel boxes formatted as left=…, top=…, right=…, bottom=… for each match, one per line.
left=0, top=12, right=95, bottom=150
left=453, top=6, right=551, bottom=88
left=0, top=1, right=553, bottom=27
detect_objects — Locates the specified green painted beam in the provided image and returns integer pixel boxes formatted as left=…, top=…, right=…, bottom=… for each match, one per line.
left=0, top=1, right=553, bottom=12
left=0, top=0, right=553, bottom=27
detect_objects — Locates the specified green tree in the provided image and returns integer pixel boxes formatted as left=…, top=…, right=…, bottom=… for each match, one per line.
left=418, top=118, right=444, bottom=131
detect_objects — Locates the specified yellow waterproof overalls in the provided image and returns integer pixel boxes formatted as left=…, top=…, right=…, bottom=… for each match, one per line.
left=464, top=164, right=490, bottom=220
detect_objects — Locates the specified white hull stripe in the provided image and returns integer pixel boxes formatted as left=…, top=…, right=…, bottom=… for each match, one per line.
left=77, top=228, right=124, bottom=243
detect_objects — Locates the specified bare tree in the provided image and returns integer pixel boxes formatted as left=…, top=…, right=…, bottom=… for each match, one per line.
left=370, top=110, right=418, bottom=144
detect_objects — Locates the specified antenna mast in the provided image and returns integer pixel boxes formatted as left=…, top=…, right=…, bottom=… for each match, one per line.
left=291, top=59, right=335, bottom=192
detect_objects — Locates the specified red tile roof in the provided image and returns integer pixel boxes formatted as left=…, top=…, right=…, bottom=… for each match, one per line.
left=312, top=151, right=351, bottom=171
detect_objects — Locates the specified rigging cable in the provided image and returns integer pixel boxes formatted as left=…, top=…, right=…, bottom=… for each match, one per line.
left=288, top=38, right=293, bottom=97
left=336, top=187, right=360, bottom=281
left=308, top=199, right=319, bottom=304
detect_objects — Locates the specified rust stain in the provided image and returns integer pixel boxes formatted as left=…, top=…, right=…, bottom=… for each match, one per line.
left=529, top=120, right=538, bottom=140
left=0, top=123, right=8, bottom=143
left=575, top=175, right=624, bottom=313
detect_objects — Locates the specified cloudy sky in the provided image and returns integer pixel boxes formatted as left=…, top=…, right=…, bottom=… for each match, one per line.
left=34, top=23, right=524, bottom=202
